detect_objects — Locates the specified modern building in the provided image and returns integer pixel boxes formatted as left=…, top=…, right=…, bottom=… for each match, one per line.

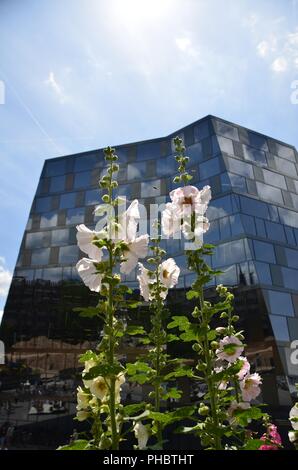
left=1, top=115, right=298, bottom=447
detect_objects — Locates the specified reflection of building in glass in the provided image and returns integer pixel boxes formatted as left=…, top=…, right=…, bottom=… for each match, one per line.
left=1, top=115, right=298, bottom=448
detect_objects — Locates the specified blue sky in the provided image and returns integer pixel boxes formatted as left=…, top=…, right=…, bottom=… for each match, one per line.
left=0, top=0, right=298, bottom=318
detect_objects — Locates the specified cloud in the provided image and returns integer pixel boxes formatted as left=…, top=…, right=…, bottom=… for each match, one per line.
left=0, top=257, right=12, bottom=297
left=44, top=71, right=68, bottom=103
left=175, top=35, right=199, bottom=58
left=271, top=56, right=288, bottom=72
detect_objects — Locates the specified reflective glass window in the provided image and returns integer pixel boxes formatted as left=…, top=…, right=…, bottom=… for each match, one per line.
left=253, top=240, right=276, bottom=263
left=74, top=171, right=91, bottom=189
left=26, top=232, right=50, bottom=249
left=275, top=143, right=296, bottom=162
left=15, top=269, right=34, bottom=281
left=60, top=192, right=77, bottom=209
left=290, top=192, right=298, bottom=211
left=217, top=265, right=237, bottom=285
left=285, top=226, right=296, bottom=245
left=187, top=142, right=203, bottom=163
left=228, top=173, right=247, bottom=192
left=52, top=229, right=69, bottom=246
left=204, top=220, right=220, bottom=243
left=194, top=120, right=210, bottom=141
left=255, top=261, right=272, bottom=284
left=66, top=208, right=85, bottom=225
left=214, top=120, right=239, bottom=140
left=137, top=142, right=160, bottom=161
left=217, top=136, right=234, bottom=154
left=207, top=195, right=234, bottom=220
left=240, top=196, right=269, bottom=219
left=269, top=315, right=290, bottom=341
left=213, top=240, right=246, bottom=267
left=282, top=267, right=298, bottom=290
left=263, top=169, right=286, bottom=190
left=44, top=159, right=66, bottom=177
left=49, top=175, right=65, bottom=193
left=40, top=211, right=58, bottom=228
left=156, top=156, right=174, bottom=177
left=256, top=182, right=283, bottom=205
left=247, top=132, right=268, bottom=151
left=265, top=221, right=286, bottom=243
left=59, top=245, right=79, bottom=264
left=127, top=162, right=146, bottom=180
left=285, top=248, right=298, bottom=269
left=226, top=157, right=253, bottom=178
left=74, top=153, right=100, bottom=172
left=241, top=214, right=256, bottom=235
left=199, top=157, right=221, bottom=179
left=85, top=189, right=101, bottom=206
left=31, top=248, right=50, bottom=266
left=141, top=179, right=161, bottom=198
left=220, top=172, right=231, bottom=191
left=230, top=214, right=244, bottom=236
left=266, top=290, right=294, bottom=316
left=42, top=267, right=62, bottom=282
left=243, top=145, right=267, bottom=164
left=278, top=207, right=298, bottom=229
left=35, top=197, right=52, bottom=213
left=118, top=185, right=132, bottom=199
left=274, top=157, right=297, bottom=177
left=219, top=217, right=231, bottom=239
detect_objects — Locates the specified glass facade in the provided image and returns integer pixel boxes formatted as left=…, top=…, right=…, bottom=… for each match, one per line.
left=1, top=115, right=298, bottom=448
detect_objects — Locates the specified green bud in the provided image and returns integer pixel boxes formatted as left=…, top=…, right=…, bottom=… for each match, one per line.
left=232, top=315, right=239, bottom=322
left=112, top=164, right=119, bottom=172
left=220, top=312, right=228, bottom=319
left=173, top=176, right=181, bottom=183
left=210, top=341, right=218, bottom=349
left=102, top=194, right=110, bottom=203
left=111, top=181, right=118, bottom=188
left=199, top=405, right=210, bottom=416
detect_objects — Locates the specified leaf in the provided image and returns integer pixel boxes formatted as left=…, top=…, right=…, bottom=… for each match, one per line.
left=126, top=301, right=140, bottom=309
left=79, top=350, right=98, bottom=364
left=83, top=363, right=124, bottom=380
left=186, top=290, right=199, bottom=300
left=73, top=307, right=100, bottom=318
left=126, top=325, right=146, bottom=336
left=57, top=440, right=90, bottom=450
left=242, top=439, right=264, bottom=450
left=149, top=406, right=195, bottom=425
left=164, top=367, right=194, bottom=380
left=163, top=388, right=182, bottom=399
left=166, top=334, right=180, bottom=342
left=167, top=316, right=190, bottom=331
left=123, top=403, right=146, bottom=417
left=180, top=423, right=205, bottom=434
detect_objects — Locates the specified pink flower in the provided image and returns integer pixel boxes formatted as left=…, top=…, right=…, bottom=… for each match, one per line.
left=240, top=373, right=262, bottom=402
left=169, top=185, right=211, bottom=215
left=216, top=336, right=244, bottom=363
left=260, top=424, right=282, bottom=450
left=237, top=356, right=251, bottom=380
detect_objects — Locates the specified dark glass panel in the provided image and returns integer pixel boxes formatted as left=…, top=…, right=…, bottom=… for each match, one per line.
left=60, top=192, right=77, bottom=209
left=58, top=245, right=79, bottom=264
left=35, top=197, right=52, bottom=213
left=52, top=229, right=69, bottom=246
left=73, top=171, right=91, bottom=189
left=26, top=232, right=51, bottom=249
left=49, top=175, right=65, bottom=193
left=253, top=240, right=276, bottom=263
left=40, top=211, right=58, bottom=228
left=31, top=248, right=51, bottom=266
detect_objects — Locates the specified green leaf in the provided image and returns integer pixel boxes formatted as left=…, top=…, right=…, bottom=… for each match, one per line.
left=164, top=366, right=194, bottom=380
left=126, top=325, right=146, bottom=335
left=149, top=406, right=195, bottom=425
left=73, top=307, right=100, bottom=318
left=57, top=440, right=90, bottom=450
left=186, top=290, right=199, bottom=300
left=79, top=350, right=98, bottom=364
left=123, top=403, right=146, bottom=417
left=163, top=388, right=182, bottom=399
left=242, top=439, right=264, bottom=450
left=167, top=316, right=190, bottom=331
left=83, top=363, right=123, bottom=380
left=166, top=334, right=180, bottom=342
left=126, top=361, right=154, bottom=376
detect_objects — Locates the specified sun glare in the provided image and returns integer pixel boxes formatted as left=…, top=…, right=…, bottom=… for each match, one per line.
left=110, top=0, right=173, bottom=29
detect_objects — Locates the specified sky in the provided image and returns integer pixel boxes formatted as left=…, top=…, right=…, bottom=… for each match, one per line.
left=0, top=0, right=298, bottom=320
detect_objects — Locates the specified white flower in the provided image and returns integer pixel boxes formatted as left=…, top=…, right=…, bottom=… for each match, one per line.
left=76, top=410, right=89, bottom=422
left=133, top=421, right=149, bottom=450
left=159, top=258, right=180, bottom=288
left=216, top=336, right=244, bottom=363
left=288, top=430, right=298, bottom=443
left=240, top=373, right=262, bottom=402
left=111, top=199, right=140, bottom=241
left=89, top=376, right=109, bottom=401
left=77, top=386, right=90, bottom=410
left=227, top=401, right=251, bottom=426
left=137, top=263, right=154, bottom=302
left=214, top=366, right=228, bottom=390
left=161, top=202, right=181, bottom=237
left=169, top=185, right=211, bottom=215
left=76, top=224, right=104, bottom=261
left=237, top=357, right=251, bottom=381
left=120, top=234, right=149, bottom=274
left=289, top=404, right=298, bottom=430
left=76, top=258, right=103, bottom=292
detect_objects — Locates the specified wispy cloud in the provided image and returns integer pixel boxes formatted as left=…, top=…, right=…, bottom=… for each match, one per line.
left=44, top=71, right=69, bottom=103
left=0, top=257, right=12, bottom=298
left=271, top=56, right=288, bottom=72
left=175, top=36, right=199, bottom=58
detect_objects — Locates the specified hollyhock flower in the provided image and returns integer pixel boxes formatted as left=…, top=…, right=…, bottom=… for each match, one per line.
left=169, top=185, right=211, bottom=215
left=111, top=199, right=140, bottom=241
left=260, top=424, right=282, bottom=450
left=76, top=410, right=89, bottom=421
left=137, top=263, right=154, bottom=302
left=289, top=403, right=298, bottom=430
left=89, top=376, right=109, bottom=401
left=159, top=258, right=180, bottom=288
left=76, top=386, right=90, bottom=410
left=237, top=357, right=251, bottom=381
left=216, top=336, right=244, bottom=363
left=214, top=366, right=228, bottom=390
left=182, top=215, right=210, bottom=247
left=227, top=401, right=250, bottom=426
left=161, top=202, right=182, bottom=238
left=76, top=224, right=104, bottom=261
left=289, top=430, right=298, bottom=443
left=133, top=421, right=149, bottom=450
left=240, top=373, right=262, bottom=402
left=120, top=234, right=149, bottom=274
left=76, top=258, right=103, bottom=292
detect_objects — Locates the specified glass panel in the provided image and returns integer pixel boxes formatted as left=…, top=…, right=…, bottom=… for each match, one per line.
left=85, top=189, right=101, bottom=206
left=207, top=195, right=234, bottom=220
left=285, top=248, right=298, bottom=269
left=285, top=226, right=296, bottom=245
left=26, top=232, right=51, bottom=249
left=279, top=207, right=298, bottom=229
left=256, top=182, right=283, bottom=205
left=199, top=157, right=221, bottom=179
left=35, top=197, right=52, bottom=213
left=290, top=192, right=298, bottom=211
left=141, top=179, right=161, bottom=198
left=265, top=221, right=286, bottom=243
left=52, top=229, right=69, bottom=246
left=255, top=218, right=266, bottom=237
left=269, top=315, right=290, bottom=341
left=31, top=248, right=50, bottom=266
left=194, top=120, right=210, bottom=141
left=226, top=157, right=253, bottom=178
left=156, top=155, right=174, bottom=177
left=228, top=173, right=247, bottom=192
left=214, top=120, right=239, bottom=140
left=40, top=211, right=58, bottom=228
left=219, top=217, right=231, bottom=239
left=44, top=159, right=66, bottom=177
left=253, top=240, right=276, bottom=263
left=74, top=153, right=100, bottom=172
left=213, top=240, right=246, bottom=267
left=217, top=264, right=237, bottom=285
left=240, top=196, right=269, bottom=219
left=263, top=169, right=287, bottom=190
left=137, top=142, right=160, bottom=161
left=255, top=262, right=272, bottom=284
left=49, top=175, right=65, bottom=193
left=274, top=157, right=297, bottom=177
left=74, top=171, right=91, bottom=189
left=230, top=214, right=244, bottom=236
left=266, top=290, right=294, bottom=316
left=118, top=185, right=132, bottom=199
left=60, top=192, right=77, bottom=209
left=42, top=267, right=63, bottom=282
left=187, top=142, right=203, bottom=163
left=217, top=136, right=234, bottom=154
left=204, top=220, right=220, bottom=243
left=127, top=162, right=146, bottom=180
left=66, top=208, right=85, bottom=225
left=275, top=143, right=296, bottom=162
left=247, top=132, right=268, bottom=151
left=241, top=214, right=256, bottom=235
left=282, top=267, right=298, bottom=290
left=14, top=269, right=34, bottom=281
left=58, top=245, right=79, bottom=264
left=243, top=145, right=267, bottom=164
